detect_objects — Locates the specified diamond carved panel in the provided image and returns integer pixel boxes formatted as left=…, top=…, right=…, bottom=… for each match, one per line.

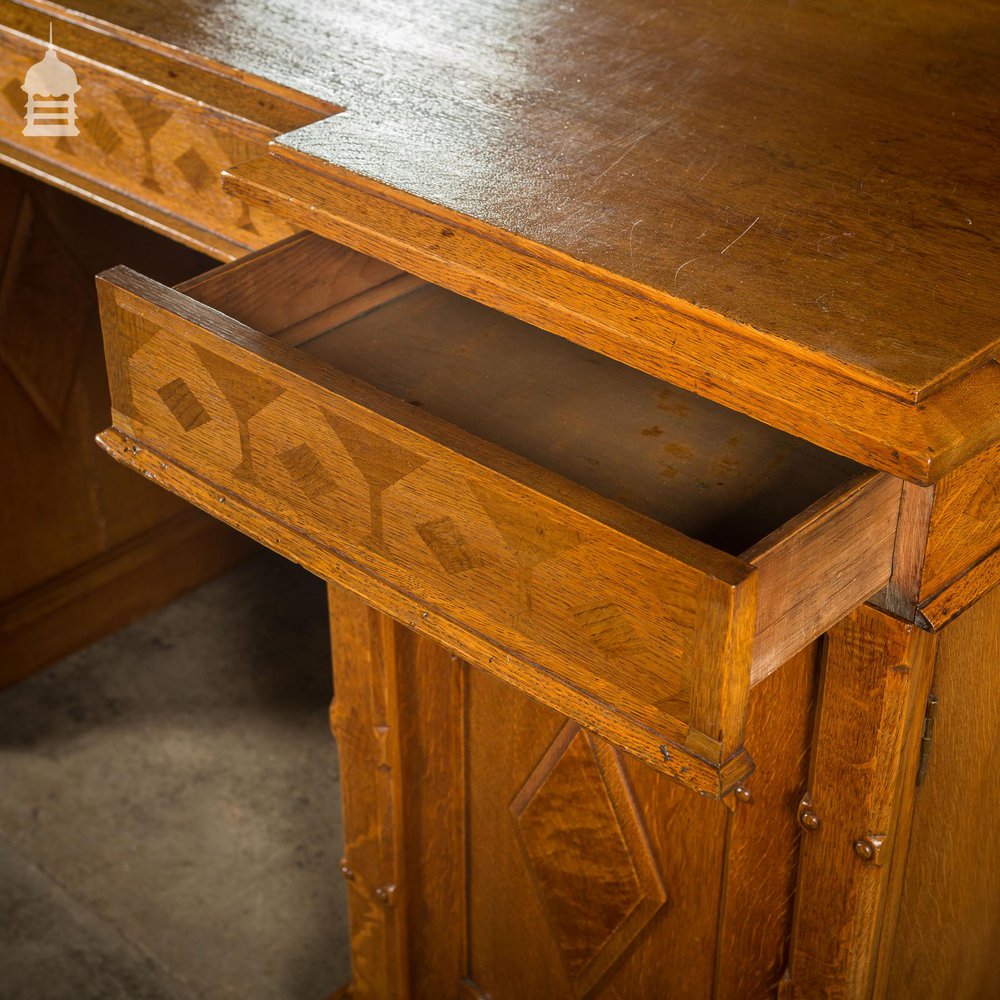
left=510, top=723, right=666, bottom=996
left=0, top=190, right=91, bottom=432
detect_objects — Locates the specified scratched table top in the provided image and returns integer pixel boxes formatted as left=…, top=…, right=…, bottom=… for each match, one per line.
left=22, top=0, right=1000, bottom=476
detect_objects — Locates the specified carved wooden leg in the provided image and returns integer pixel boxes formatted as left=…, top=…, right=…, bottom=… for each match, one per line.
left=780, top=604, right=937, bottom=998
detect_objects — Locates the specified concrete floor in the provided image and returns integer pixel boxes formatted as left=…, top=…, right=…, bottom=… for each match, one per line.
left=0, top=552, right=350, bottom=999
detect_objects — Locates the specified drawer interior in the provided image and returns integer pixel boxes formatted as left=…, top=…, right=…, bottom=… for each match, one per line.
left=298, top=289, right=864, bottom=557
left=181, top=235, right=864, bottom=560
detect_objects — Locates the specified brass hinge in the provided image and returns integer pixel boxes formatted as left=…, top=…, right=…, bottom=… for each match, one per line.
left=916, top=693, right=938, bottom=787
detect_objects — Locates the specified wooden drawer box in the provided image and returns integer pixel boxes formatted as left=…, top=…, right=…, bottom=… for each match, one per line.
left=96, top=233, right=902, bottom=797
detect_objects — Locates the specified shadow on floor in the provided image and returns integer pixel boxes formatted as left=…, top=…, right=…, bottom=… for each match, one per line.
left=0, top=551, right=350, bottom=1000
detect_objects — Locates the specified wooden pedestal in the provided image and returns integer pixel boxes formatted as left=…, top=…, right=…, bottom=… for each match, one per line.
left=326, top=585, right=1000, bottom=1000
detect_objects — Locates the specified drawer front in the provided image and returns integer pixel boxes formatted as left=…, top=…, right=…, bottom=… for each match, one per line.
left=0, top=19, right=310, bottom=257
left=98, top=267, right=757, bottom=798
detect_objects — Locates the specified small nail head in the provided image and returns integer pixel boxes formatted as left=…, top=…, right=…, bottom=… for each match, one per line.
left=799, top=810, right=820, bottom=831
left=853, top=834, right=885, bottom=864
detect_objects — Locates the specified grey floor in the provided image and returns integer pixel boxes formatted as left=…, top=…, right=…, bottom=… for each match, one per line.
left=0, top=552, right=351, bottom=999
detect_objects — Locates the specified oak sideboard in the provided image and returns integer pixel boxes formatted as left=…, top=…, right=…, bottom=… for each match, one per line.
left=3, top=1, right=998, bottom=997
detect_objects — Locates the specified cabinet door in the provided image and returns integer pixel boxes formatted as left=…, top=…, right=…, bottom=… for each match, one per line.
left=329, top=586, right=819, bottom=1000
left=884, top=586, right=1000, bottom=999
left=780, top=605, right=937, bottom=999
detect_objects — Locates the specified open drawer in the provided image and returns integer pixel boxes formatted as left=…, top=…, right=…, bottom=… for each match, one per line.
left=96, top=232, right=902, bottom=797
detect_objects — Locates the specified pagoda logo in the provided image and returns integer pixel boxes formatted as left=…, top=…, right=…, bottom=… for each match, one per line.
left=21, top=26, right=80, bottom=137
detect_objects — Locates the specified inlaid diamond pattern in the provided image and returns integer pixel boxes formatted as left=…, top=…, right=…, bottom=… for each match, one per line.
left=81, top=110, right=122, bottom=155
left=156, top=377, right=210, bottom=432
left=174, top=147, right=214, bottom=191
left=511, top=723, right=665, bottom=996
left=278, top=443, right=337, bottom=498
left=571, top=602, right=646, bottom=660
left=415, top=515, right=485, bottom=574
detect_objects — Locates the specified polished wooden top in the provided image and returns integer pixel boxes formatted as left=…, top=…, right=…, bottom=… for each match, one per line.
left=26, top=0, right=1000, bottom=478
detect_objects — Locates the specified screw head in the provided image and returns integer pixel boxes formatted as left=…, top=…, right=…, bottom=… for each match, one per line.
left=853, top=838, right=875, bottom=861
left=852, top=834, right=885, bottom=864
left=799, top=809, right=821, bottom=831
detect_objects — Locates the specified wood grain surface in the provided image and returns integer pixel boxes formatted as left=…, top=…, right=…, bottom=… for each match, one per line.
left=224, top=150, right=1000, bottom=484
left=55, top=0, right=998, bottom=389
left=873, top=481, right=937, bottom=623
left=745, top=474, right=900, bottom=682
left=96, top=239, right=901, bottom=793
left=917, top=547, right=1000, bottom=631
left=97, top=261, right=763, bottom=793
left=869, top=438, right=1000, bottom=629
left=716, top=642, right=819, bottom=1000
left=780, top=605, right=937, bottom=999
left=12, top=0, right=991, bottom=477
left=919, top=437, right=1000, bottom=602
left=328, top=587, right=411, bottom=1000
left=0, top=164, right=251, bottom=683
left=466, top=667, right=728, bottom=999
left=294, top=262, right=863, bottom=556
left=318, top=600, right=824, bottom=999
left=885, top=585, right=1000, bottom=1000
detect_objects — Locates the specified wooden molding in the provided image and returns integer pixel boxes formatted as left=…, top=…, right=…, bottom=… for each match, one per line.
left=917, top=546, right=1000, bottom=630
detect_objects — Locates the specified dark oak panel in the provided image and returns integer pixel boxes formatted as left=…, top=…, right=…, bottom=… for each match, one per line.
left=0, top=165, right=251, bottom=684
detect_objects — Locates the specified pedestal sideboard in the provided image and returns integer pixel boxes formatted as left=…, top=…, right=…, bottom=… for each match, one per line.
left=3, top=2, right=998, bottom=997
